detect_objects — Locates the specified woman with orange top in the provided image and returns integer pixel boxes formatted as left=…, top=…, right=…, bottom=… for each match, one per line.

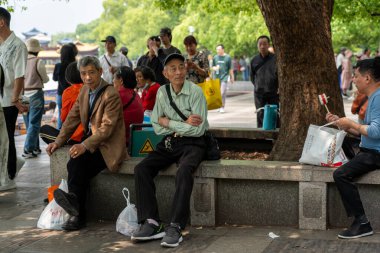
left=40, top=62, right=83, bottom=144
left=60, top=62, right=84, bottom=143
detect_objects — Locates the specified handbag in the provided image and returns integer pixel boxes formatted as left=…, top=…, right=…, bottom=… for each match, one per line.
left=299, top=122, right=348, bottom=167
left=197, top=78, right=222, bottom=110
left=165, top=85, right=221, bottom=160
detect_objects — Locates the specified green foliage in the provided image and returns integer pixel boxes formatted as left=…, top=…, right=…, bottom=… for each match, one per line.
left=76, top=0, right=180, bottom=58
left=332, top=0, right=380, bottom=54
left=70, top=0, right=379, bottom=59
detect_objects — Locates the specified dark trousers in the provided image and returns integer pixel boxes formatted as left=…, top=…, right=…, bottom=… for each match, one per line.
left=67, top=149, right=106, bottom=218
left=254, top=92, right=280, bottom=128
left=134, top=135, right=206, bottom=229
left=333, top=149, right=380, bottom=217
left=3, top=106, right=18, bottom=179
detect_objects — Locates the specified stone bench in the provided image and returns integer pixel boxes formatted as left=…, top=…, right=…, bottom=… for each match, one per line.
left=50, top=146, right=380, bottom=231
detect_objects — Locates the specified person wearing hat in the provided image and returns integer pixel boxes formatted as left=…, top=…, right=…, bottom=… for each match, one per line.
left=99, top=35, right=130, bottom=84
left=22, top=38, right=49, bottom=159
left=132, top=53, right=208, bottom=248
left=0, top=7, right=28, bottom=191
left=159, top=27, right=181, bottom=56
left=119, top=46, right=133, bottom=68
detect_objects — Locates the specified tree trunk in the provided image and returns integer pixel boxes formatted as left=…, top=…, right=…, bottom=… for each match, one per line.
left=256, top=0, right=345, bottom=161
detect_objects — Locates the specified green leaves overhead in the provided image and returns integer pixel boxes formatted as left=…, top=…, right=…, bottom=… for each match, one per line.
left=72, top=0, right=379, bottom=58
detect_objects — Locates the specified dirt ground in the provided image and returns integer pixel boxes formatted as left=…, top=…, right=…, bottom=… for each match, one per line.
left=220, top=150, right=269, bottom=160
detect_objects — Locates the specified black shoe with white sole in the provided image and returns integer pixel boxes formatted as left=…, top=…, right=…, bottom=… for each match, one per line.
left=131, top=220, right=165, bottom=241
left=338, top=220, right=374, bottom=239
left=161, top=223, right=183, bottom=248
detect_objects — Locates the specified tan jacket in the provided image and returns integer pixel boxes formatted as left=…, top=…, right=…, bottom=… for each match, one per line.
left=55, top=79, right=128, bottom=172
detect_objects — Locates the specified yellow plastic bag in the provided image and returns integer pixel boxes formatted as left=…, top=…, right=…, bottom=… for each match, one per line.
left=197, top=78, right=222, bottom=110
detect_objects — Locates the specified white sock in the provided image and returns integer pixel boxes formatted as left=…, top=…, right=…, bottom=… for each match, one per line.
left=147, top=218, right=159, bottom=226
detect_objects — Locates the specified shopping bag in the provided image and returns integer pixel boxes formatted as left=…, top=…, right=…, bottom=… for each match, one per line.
left=37, top=179, right=70, bottom=230
left=197, top=79, right=222, bottom=110
left=299, top=123, right=348, bottom=167
left=47, top=184, right=59, bottom=203
left=116, top=187, right=139, bottom=237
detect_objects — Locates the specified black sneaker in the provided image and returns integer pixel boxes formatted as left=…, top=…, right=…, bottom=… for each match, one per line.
left=161, top=223, right=183, bottom=248
left=338, top=220, right=374, bottom=239
left=53, top=189, right=80, bottom=216
left=33, top=148, right=42, bottom=155
left=62, top=215, right=86, bottom=231
left=22, top=150, right=37, bottom=159
left=131, top=220, right=165, bottom=241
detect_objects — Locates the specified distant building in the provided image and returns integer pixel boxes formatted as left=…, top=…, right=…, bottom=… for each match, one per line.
left=22, top=28, right=51, bottom=48
left=38, top=41, right=99, bottom=73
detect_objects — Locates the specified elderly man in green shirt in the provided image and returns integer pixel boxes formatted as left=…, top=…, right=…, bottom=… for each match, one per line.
left=131, top=53, right=208, bottom=248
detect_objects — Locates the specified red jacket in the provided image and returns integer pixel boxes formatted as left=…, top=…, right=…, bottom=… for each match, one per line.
left=141, top=82, right=160, bottom=111
left=119, top=87, right=144, bottom=146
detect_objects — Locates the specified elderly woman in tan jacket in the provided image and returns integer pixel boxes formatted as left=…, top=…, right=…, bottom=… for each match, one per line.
left=46, top=56, right=127, bottom=231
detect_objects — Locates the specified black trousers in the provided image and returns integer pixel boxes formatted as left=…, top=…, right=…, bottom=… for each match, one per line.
left=134, top=135, right=206, bottom=229
left=333, top=148, right=380, bottom=217
left=3, top=106, right=18, bottom=179
left=67, top=149, right=106, bottom=219
left=254, top=92, right=280, bottom=128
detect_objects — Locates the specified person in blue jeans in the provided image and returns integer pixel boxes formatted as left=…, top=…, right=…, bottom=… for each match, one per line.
left=326, top=57, right=380, bottom=239
left=22, top=38, right=49, bottom=158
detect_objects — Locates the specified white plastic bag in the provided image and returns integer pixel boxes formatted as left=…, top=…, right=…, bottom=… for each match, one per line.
left=116, top=187, right=139, bottom=236
left=37, top=179, right=70, bottom=230
left=299, top=123, right=348, bottom=167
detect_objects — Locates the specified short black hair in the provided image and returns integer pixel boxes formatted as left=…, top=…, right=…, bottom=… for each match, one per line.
left=216, top=44, right=224, bottom=49
left=160, top=27, right=172, bottom=42
left=134, top=66, right=156, bottom=82
left=184, top=35, right=197, bottom=45
left=115, top=66, right=137, bottom=89
left=257, top=35, right=270, bottom=44
left=0, top=7, right=11, bottom=27
left=65, top=62, right=82, bottom=84
left=355, top=57, right=380, bottom=82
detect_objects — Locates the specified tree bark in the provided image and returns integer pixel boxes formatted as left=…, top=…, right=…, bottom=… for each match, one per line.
left=256, top=0, right=345, bottom=161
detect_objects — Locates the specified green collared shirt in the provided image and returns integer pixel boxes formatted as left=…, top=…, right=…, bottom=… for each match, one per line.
left=151, top=80, right=209, bottom=137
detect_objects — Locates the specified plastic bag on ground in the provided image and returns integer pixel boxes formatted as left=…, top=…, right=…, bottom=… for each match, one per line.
left=116, top=187, right=139, bottom=236
left=37, top=179, right=70, bottom=230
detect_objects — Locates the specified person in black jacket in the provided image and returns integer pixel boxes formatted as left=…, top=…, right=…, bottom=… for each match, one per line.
left=53, top=43, right=77, bottom=129
left=137, top=36, right=167, bottom=86
left=250, top=35, right=279, bottom=128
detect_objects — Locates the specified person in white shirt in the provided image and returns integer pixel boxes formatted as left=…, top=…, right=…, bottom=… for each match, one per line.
left=99, top=36, right=130, bottom=84
left=0, top=7, right=28, bottom=190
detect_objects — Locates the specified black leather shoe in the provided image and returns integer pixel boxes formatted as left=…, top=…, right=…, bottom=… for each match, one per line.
left=62, top=216, right=86, bottom=231
left=54, top=189, right=79, bottom=216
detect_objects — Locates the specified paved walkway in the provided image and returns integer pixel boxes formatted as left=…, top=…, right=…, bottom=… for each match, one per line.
left=2, top=82, right=373, bottom=253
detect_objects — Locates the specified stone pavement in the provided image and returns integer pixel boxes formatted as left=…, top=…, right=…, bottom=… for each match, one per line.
left=2, top=83, right=375, bottom=253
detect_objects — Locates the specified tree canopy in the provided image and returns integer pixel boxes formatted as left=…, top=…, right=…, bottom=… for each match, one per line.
left=4, top=0, right=379, bottom=58
left=70, top=0, right=379, bottom=59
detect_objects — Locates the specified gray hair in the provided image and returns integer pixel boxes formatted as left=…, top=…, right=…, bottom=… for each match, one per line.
left=77, top=56, right=102, bottom=71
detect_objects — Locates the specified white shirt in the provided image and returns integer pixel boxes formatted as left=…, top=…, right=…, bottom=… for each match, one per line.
left=99, top=51, right=130, bottom=84
left=0, top=32, right=28, bottom=107
left=336, top=53, right=344, bottom=69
